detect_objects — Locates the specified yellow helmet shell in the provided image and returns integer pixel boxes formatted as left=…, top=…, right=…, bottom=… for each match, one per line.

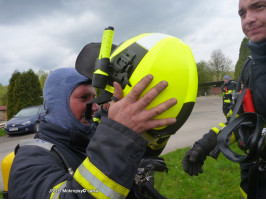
left=110, top=33, right=198, bottom=137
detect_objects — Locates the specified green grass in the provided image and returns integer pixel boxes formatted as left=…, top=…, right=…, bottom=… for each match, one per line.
left=0, top=146, right=242, bottom=199
left=0, top=129, right=6, bottom=136
left=159, top=146, right=242, bottom=199
left=0, top=191, right=2, bottom=199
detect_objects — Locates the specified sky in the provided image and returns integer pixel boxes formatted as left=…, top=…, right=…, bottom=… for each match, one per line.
left=0, top=0, right=246, bottom=86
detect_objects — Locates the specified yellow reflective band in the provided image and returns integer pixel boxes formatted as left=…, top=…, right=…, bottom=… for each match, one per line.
left=94, top=69, right=108, bottom=76
left=239, top=186, right=247, bottom=199
left=93, top=117, right=100, bottom=124
left=83, top=158, right=129, bottom=197
left=211, top=127, right=220, bottom=134
left=74, top=158, right=129, bottom=199
left=218, top=123, right=226, bottom=128
left=105, top=85, right=114, bottom=93
left=227, top=109, right=233, bottom=117
left=224, top=99, right=231, bottom=103
left=74, top=168, right=108, bottom=199
left=227, top=109, right=239, bottom=119
left=212, top=123, right=226, bottom=134
left=50, top=181, right=67, bottom=199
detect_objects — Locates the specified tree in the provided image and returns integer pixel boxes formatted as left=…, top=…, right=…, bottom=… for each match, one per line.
left=234, top=37, right=250, bottom=80
left=7, top=71, right=21, bottom=119
left=37, top=70, right=49, bottom=91
left=196, top=60, right=212, bottom=84
left=6, top=69, right=43, bottom=119
left=0, top=83, right=8, bottom=105
left=209, top=49, right=233, bottom=81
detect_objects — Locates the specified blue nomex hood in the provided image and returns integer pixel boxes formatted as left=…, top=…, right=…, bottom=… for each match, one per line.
left=43, top=68, right=92, bottom=133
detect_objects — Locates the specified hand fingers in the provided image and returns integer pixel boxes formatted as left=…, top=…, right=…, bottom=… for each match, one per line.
left=110, top=82, right=123, bottom=106
left=143, top=117, right=176, bottom=131
left=125, top=74, right=154, bottom=103
left=198, top=166, right=203, bottom=174
left=137, top=80, right=169, bottom=109
left=145, top=98, right=177, bottom=119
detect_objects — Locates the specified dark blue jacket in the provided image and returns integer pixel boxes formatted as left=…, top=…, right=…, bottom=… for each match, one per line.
left=8, top=117, right=147, bottom=198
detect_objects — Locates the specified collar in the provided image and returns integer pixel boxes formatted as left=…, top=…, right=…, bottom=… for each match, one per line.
left=36, top=119, right=96, bottom=153
left=247, top=41, right=266, bottom=61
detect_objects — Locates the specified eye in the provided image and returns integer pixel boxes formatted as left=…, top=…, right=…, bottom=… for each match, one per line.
left=80, top=96, right=88, bottom=102
left=238, top=10, right=246, bottom=18
left=256, top=4, right=266, bottom=10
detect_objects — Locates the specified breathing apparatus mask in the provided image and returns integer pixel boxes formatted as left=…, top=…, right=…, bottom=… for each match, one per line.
left=75, top=26, right=198, bottom=145
left=218, top=113, right=266, bottom=163
left=217, top=87, right=266, bottom=166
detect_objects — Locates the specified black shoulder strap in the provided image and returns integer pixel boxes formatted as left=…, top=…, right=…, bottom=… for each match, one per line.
left=236, top=56, right=252, bottom=92
left=229, top=76, right=250, bottom=123
left=16, top=139, right=74, bottom=175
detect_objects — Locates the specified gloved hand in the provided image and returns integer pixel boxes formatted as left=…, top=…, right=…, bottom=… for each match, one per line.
left=182, top=143, right=207, bottom=176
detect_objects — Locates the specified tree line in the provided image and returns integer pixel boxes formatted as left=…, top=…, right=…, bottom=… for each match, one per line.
left=0, top=37, right=250, bottom=119
left=197, top=37, right=250, bottom=84
left=1, top=69, right=49, bottom=119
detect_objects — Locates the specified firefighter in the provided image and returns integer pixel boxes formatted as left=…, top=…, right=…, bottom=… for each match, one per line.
left=8, top=31, right=198, bottom=198
left=8, top=68, right=176, bottom=199
left=221, top=75, right=236, bottom=116
left=182, top=0, right=266, bottom=198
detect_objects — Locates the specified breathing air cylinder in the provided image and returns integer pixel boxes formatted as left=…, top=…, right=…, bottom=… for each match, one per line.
left=1, top=151, right=15, bottom=198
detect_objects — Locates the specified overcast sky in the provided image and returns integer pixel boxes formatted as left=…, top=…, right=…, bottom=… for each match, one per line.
left=0, top=0, right=246, bottom=86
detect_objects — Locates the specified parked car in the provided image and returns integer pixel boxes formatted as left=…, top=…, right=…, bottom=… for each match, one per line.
left=4, top=105, right=45, bottom=136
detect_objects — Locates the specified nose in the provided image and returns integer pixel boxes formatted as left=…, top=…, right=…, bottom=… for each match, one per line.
left=244, top=10, right=256, bottom=25
left=92, top=103, right=99, bottom=112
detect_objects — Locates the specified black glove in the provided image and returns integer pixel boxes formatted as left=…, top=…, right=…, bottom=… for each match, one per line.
left=182, top=143, right=207, bottom=176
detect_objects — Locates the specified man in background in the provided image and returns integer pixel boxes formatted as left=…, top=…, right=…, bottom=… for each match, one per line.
left=221, top=75, right=236, bottom=116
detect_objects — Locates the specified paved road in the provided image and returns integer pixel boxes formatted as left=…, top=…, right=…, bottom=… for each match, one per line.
left=161, top=95, right=225, bottom=155
left=0, top=132, right=35, bottom=191
left=0, top=95, right=225, bottom=191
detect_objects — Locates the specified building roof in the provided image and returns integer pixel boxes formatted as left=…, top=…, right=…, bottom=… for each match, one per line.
left=0, top=106, right=7, bottom=111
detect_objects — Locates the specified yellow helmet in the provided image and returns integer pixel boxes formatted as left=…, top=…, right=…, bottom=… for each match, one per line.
left=76, top=31, right=198, bottom=138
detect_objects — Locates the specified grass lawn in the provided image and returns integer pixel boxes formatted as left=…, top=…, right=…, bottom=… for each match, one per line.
left=0, top=129, right=6, bottom=137
left=159, top=147, right=242, bottom=199
left=0, top=146, right=242, bottom=199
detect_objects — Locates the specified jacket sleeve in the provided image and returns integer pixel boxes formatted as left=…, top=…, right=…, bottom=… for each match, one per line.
left=196, top=122, right=227, bottom=154
left=8, top=117, right=147, bottom=199
left=72, top=117, right=147, bottom=199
